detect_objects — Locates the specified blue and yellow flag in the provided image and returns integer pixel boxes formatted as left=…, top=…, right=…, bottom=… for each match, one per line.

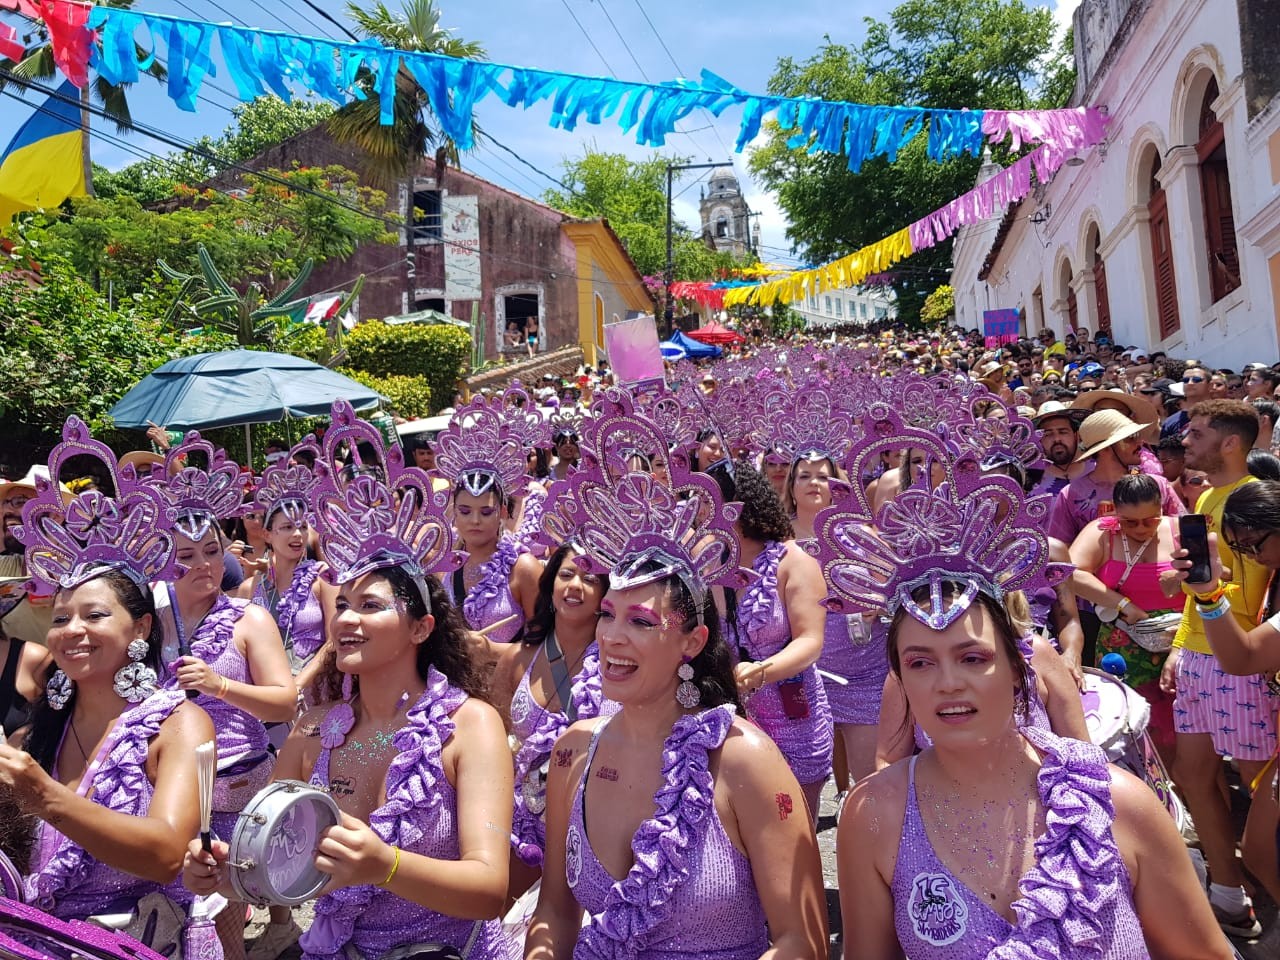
left=0, top=81, right=89, bottom=222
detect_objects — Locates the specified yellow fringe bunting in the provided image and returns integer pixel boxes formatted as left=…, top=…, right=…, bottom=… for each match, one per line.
left=723, top=228, right=913, bottom=308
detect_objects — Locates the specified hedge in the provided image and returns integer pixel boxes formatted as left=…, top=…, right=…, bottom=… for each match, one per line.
left=339, top=369, right=433, bottom=419
left=344, top=321, right=469, bottom=412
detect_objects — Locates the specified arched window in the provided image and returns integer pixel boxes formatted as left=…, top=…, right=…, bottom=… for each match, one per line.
left=1087, top=224, right=1111, bottom=337
left=1144, top=152, right=1180, bottom=338
left=716, top=217, right=728, bottom=238
left=1196, top=77, right=1240, bottom=302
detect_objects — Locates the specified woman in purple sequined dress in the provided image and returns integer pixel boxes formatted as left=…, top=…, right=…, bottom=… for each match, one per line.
left=527, top=560, right=828, bottom=960
left=839, top=582, right=1231, bottom=959
left=725, top=465, right=831, bottom=819
left=489, top=544, right=615, bottom=901
left=450, top=481, right=541, bottom=643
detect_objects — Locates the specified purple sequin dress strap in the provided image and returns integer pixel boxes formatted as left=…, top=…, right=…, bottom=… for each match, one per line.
left=24, top=689, right=188, bottom=913
left=510, top=642, right=615, bottom=867
left=458, top=535, right=525, bottom=643
left=572, top=705, right=739, bottom=960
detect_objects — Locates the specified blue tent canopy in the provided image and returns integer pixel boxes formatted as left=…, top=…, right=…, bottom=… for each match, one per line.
left=663, top=329, right=722, bottom=359
left=109, top=350, right=383, bottom=430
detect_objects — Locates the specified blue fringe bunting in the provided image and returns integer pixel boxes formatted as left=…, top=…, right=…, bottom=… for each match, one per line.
left=86, top=7, right=989, bottom=170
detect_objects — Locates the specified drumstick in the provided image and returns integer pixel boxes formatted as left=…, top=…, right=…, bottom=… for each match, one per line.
left=817, top=669, right=849, bottom=686
left=195, top=740, right=216, bottom=854
left=167, top=582, right=199, bottom=701
left=478, top=614, right=519, bottom=637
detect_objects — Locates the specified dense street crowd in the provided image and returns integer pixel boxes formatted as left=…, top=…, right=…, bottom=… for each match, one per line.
left=0, top=323, right=1278, bottom=960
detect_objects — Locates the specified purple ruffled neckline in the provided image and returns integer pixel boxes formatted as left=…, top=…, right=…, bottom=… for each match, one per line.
left=986, top=725, right=1127, bottom=959
left=25, top=689, right=187, bottom=911
left=301, top=666, right=468, bottom=960
left=735, top=541, right=787, bottom=659
left=168, top=593, right=243, bottom=675
left=254, top=560, right=322, bottom=661
left=574, top=704, right=736, bottom=960
left=461, top=535, right=522, bottom=629
left=511, top=643, right=608, bottom=867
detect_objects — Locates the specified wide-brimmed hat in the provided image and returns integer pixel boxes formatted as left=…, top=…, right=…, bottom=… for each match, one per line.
left=1031, top=400, right=1086, bottom=428
left=118, top=450, right=165, bottom=476
left=0, top=465, right=71, bottom=506
left=1071, top=390, right=1159, bottom=440
left=1075, top=409, right=1147, bottom=462
left=973, top=359, right=1005, bottom=381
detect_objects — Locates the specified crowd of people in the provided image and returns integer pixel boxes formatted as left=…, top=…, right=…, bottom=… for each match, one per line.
left=0, top=321, right=1275, bottom=960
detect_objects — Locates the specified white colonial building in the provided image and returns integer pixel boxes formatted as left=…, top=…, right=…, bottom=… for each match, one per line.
left=796, top=286, right=897, bottom=328
left=950, top=0, right=1280, bottom=368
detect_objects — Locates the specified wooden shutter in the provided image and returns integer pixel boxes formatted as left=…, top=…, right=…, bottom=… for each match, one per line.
left=1094, top=256, right=1111, bottom=337
left=1149, top=188, right=1180, bottom=339
left=1196, top=79, right=1240, bottom=303
left=1067, top=285, right=1079, bottom=333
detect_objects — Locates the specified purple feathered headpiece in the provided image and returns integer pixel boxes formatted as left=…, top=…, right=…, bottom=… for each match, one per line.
left=312, top=400, right=463, bottom=609
left=17, top=417, right=182, bottom=592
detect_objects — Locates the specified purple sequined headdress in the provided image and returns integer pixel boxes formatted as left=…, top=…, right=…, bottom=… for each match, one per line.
left=432, top=396, right=528, bottom=499
left=758, top=379, right=856, bottom=465
left=144, top=432, right=244, bottom=541
left=17, top=418, right=181, bottom=592
left=312, top=400, right=462, bottom=609
left=252, top=441, right=323, bottom=525
left=540, top=396, right=751, bottom=622
left=808, top=407, right=1067, bottom=630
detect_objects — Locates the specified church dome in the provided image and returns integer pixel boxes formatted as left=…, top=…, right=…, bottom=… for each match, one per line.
left=708, top=166, right=740, bottom=196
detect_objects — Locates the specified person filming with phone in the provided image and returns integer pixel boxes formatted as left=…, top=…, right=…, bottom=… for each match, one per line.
left=1160, top=399, right=1276, bottom=942
left=1173, top=479, right=1280, bottom=956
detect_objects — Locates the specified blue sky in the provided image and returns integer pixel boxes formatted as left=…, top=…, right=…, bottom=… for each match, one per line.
left=0, top=0, right=1074, bottom=263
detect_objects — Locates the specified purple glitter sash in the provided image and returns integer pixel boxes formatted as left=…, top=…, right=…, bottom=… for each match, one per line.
left=511, top=644, right=609, bottom=867
left=574, top=705, right=736, bottom=960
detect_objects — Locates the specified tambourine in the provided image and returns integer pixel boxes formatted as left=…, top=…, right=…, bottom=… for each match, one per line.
left=0, top=897, right=166, bottom=960
left=0, top=852, right=22, bottom=904
left=226, top=780, right=340, bottom=907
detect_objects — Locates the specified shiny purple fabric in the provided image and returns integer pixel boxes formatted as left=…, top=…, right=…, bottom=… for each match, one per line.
left=252, top=559, right=324, bottom=664
left=732, top=541, right=833, bottom=784
left=25, top=690, right=191, bottom=918
left=509, top=643, right=618, bottom=867
left=457, top=535, right=525, bottom=644
left=891, top=727, right=1146, bottom=959
left=567, top=706, right=769, bottom=960
left=300, top=667, right=506, bottom=960
left=820, top=611, right=890, bottom=726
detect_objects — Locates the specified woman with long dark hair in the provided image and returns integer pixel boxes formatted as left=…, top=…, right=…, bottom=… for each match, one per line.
left=184, top=401, right=514, bottom=960
left=526, top=418, right=827, bottom=960
left=0, top=419, right=215, bottom=958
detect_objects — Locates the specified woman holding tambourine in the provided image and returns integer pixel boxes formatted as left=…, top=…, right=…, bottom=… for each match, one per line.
left=183, top=401, right=514, bottom=960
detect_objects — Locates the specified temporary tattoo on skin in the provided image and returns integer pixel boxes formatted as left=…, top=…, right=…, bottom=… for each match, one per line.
left=484, top=820, right=507, bottom=834
left=775, top=792, right=793, bottom=821
left=554, top=748, right=574, bottom=768
left=329, top=777, right=356, bottom=798
left=596, top=767, right=619, bottom=782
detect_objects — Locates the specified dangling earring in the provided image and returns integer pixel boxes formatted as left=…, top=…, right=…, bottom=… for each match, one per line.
left=113, top=638, right=158, bottom=703
left=46, top=670, right=74, bottom=711
left=675, top=659, right=701, bottom=709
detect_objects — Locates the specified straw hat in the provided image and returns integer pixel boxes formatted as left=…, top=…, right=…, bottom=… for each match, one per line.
left=973, top=359, right=1005, bottom=381
left=1074, top=409, right=1147, bottom=462
left=1031, top=400, right=1085, bottom=427
left=0, top=465, right=71, bottom=505
left=118, top=450, right=165, bottom=476
left=1071, top=389, right=1159, bottom=440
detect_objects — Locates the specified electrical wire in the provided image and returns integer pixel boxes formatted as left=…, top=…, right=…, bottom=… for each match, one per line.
left=0, top=70, right=660, bottom=292
left=590, top=0, right=649, bottom=82
left=557, top=0, right=615, bottom=75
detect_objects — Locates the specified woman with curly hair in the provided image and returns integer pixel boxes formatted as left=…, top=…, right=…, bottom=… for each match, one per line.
left=724, top=465, right=832, bottom=819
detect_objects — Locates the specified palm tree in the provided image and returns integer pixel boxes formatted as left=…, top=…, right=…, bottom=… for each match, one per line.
left=326, top=0, right=485, bottom=189
left=0, top=0, right=165, bottom=195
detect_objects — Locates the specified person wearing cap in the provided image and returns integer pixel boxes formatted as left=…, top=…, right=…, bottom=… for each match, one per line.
left=1030, top=401, right=1087, bottom=496
left=1162, top=365, right=1211, bottom=439
left=1159, top=399, right=1275, bottom=939
left=1049, top=409, right=1184, bottom=546
left=0, top=467, right=73, bottom=647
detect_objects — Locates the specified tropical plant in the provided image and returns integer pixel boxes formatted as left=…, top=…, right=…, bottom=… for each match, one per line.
left=326, top=0, right=486, bottom=188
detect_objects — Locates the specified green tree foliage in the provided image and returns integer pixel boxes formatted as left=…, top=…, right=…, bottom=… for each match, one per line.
left=542, top=150, right=746, bottom=280
left=339, top=369, right=433, bottom=418
left=344, top=321, right=470, bottom=413
left=25, top=165, right=392, bottom=305
left=750, top=0, right=1069, bottom=321
left=0, top=236, right=235, bottom=437
left=920, top=284, right=955, bottom=323
left=326, top=0, right=486, bottom=188
left=92, top=96, right=338, bottom=203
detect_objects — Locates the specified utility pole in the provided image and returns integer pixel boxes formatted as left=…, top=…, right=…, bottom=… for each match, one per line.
left=665, top=160, right=731, bottom=339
